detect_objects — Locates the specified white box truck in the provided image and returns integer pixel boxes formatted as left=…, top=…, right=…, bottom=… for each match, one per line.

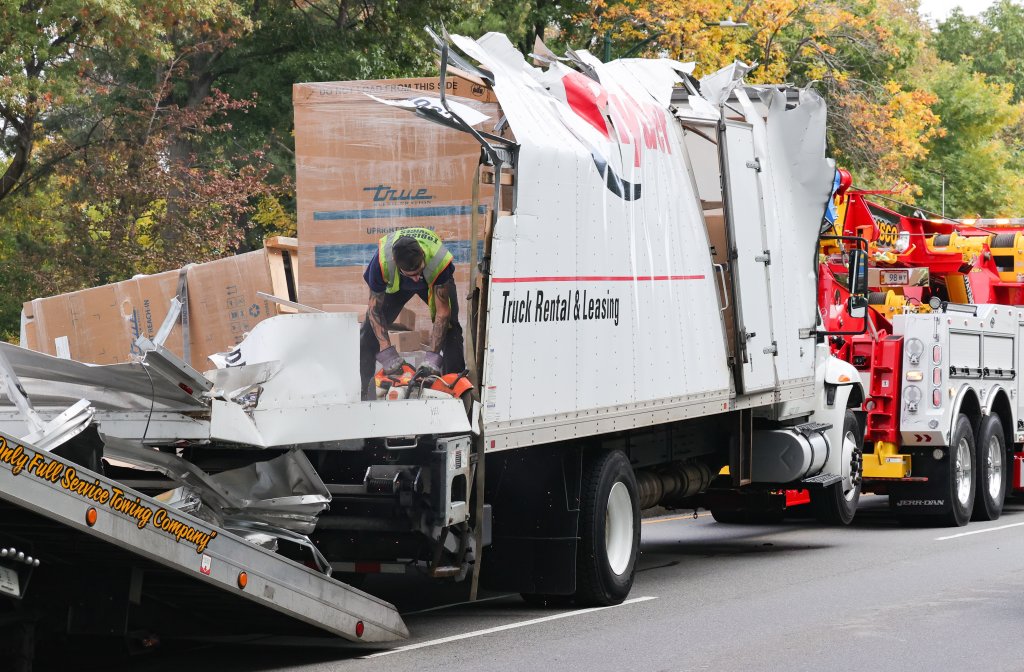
left=0, top=30, right=866, bottom=665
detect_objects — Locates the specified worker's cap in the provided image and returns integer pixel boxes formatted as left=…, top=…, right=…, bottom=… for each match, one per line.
left=394, top=236, right=425, bottom=272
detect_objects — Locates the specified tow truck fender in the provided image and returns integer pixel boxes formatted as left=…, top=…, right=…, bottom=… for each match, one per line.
left=947, top=382, right=1011, bottom=442
left=813, top=352, right=865, bottom=477
left=946, top=384, right=981, bottom=445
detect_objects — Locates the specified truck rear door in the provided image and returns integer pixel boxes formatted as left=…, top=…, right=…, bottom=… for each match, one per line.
left=721, top=121, right=778, bottom=393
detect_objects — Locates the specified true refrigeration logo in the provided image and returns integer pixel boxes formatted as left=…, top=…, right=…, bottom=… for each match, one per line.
left=363, top=184, right=435, bottom=204
left=500, top=289, right=620, bottom=326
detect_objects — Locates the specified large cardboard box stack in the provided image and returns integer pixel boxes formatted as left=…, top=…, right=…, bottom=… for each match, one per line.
left=22, top=242, right=295, bottom=371
left=293, top=75, right=501, bottom=332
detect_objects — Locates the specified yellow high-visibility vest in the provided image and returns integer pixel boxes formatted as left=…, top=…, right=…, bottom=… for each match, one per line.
left=378, top=227, right=453, bottom=319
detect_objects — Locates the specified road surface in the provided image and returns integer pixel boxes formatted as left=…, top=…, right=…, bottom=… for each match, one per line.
left=45, top=495, right=1024, bottom=671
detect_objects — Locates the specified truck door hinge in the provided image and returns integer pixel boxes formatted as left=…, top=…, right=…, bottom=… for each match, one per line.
left=744, top=330, right=756, bottom=341
left=799, top=328, right=815, bottom=339
left=763, top=341, right=778, bottom=356
left=746, top=158, right=761, bottom=172
left=754, top=250, right=770, bottom=265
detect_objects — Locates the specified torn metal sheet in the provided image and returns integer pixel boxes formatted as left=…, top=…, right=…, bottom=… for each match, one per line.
left=206, top=360, right=281, bottom=402
left=22, top=398, right=94, bottom=452
left=210, top=313, right=360, bottom=407
left=207, top=312, right=469, bottom=446
left=602, top=58, right=693, bottom=108
left=226, top=520, right=332, bottom=575
left=365, top=93, right=491, bottom=130
left=104, top=434, right=330, bottom=535
left=0, top=342, right=204, bottom=413
left=699, top=60, right=755, bottom=106
left=210, top=397, right=472, bottom=448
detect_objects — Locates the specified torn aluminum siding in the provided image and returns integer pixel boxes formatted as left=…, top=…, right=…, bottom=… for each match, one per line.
left=207, top=312, right=472, bottom=447
left=446, top=32, right=730, bottom=427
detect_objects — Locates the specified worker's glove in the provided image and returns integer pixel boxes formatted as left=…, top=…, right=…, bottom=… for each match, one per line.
left=375, top=346, right=406, bottom=375
left=415, top=351, right=443, bottom=379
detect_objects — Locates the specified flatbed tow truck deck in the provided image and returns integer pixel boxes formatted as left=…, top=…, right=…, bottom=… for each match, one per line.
left=0, top=430, right=407, bottom=648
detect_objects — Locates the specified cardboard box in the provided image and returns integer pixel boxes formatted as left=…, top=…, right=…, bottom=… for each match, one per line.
left=389, top=330, right=422, bottom=353
left=23, top=269, right=183, bottom=365
left=293, top=75, right=501, bottom=331
left=22, top=248, right=289, bottom=370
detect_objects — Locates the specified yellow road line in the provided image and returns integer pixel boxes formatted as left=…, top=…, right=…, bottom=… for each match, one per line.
left=641, top=512, right=712, bottom=525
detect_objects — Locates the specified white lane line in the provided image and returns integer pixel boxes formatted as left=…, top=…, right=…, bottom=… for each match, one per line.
left=936, top=521, right=1024, bottom=541
left=361, top=596, right=658, bottom=659
left=402, top=593, right=515, bottom=616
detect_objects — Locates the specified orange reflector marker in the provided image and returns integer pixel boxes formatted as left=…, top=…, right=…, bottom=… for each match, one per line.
left=838, top=375, right=851, bottom=383
left=237, top=571, right=248, bottom=589
left=86, top=507, right=97, bottom=527
left=356, top=620, right=365, bottom=638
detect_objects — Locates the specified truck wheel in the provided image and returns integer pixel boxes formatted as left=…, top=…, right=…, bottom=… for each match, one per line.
left=811, top=410, right=862, bottom=525
left=943, top=414, right=976, bottom=526
left=972, top=414, right=1006, bottom=521
left=575, top=450, right=639, bottom=607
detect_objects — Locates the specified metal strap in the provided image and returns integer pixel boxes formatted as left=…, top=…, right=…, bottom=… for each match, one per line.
left=176, top=265, right=191, bottom=366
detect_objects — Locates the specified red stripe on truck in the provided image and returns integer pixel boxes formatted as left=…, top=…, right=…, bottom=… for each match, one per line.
left=491, top=275, right=706, bottom=283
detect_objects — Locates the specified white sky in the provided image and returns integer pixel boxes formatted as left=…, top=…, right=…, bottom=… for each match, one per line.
left=917, top=0, right=998, bottom=23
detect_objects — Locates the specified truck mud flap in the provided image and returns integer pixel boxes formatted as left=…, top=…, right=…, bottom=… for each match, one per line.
left=887, top=454, right=951, bottom=514
left=0, top=430, right=407, bottom=643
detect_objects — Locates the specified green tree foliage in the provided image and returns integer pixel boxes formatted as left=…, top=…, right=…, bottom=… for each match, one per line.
left=934, top=0, right=1024, bottom=102
left=3, top=0, right=1024, bottom=343
left=0, top=0, right=248, bottom=202
left=905, top=59, right=1024, bottom=217
left=455, top=0, right=592, bottom=55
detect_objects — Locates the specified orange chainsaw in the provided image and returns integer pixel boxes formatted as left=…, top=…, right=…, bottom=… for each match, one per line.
left=372, top=364, right=474, bottom=402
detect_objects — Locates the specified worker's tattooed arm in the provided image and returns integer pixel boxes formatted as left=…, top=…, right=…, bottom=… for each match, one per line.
left=429, top=280, right=454, bottom=352
left=367, top=291, right=392, bottom=350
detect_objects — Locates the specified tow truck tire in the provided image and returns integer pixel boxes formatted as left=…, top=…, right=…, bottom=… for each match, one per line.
left=943, top=414, right=976, bottom=527
left=811, top=410, right=862, bottom=525
left=972, top=414, right=1007, bottom=522
left=574, top=450, right=639, bottom=607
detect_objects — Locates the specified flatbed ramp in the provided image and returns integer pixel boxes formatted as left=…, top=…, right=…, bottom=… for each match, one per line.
left=0, top=430, right=408, bottom=644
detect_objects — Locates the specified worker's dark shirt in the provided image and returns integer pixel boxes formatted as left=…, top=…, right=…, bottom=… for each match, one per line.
left=363, top=257, right=455, bottom=301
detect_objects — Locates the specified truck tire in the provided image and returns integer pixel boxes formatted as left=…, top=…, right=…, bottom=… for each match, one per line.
left=811, top=410, right=862, bottom=525
left=943, top=414, right=976, bottom=526
left=574, top=450, right=639, bottom=607
left=972, top=414, right=1007, bottom=521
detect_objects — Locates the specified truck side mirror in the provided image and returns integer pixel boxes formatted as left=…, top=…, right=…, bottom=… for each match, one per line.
left=847, top=249, right=869, bottom=320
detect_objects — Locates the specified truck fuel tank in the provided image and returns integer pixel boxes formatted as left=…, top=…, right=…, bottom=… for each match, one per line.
left=751, top=424, right=830, bottom=483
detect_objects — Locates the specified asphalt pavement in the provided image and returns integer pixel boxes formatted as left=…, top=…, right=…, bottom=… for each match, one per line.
left=64, top=495, right=1024, bottom=672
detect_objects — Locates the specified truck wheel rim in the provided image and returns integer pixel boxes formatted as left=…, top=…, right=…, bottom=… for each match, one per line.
left=955, top=437, right=973, bottom=506
left=985, top=435, right=1003, bottom=500
left=843, top=429, right=860, bottom=501
left=605, top=481, right=633, bottom=576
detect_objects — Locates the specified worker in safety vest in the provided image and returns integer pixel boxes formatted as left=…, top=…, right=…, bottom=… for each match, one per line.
left=360, top=227, right=465, bottom=396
